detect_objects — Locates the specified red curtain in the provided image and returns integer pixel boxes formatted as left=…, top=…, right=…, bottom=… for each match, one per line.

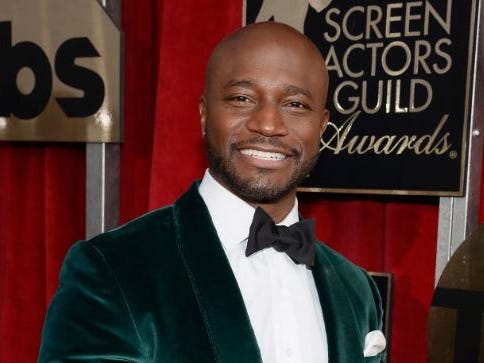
left=0, top=1, right=482, bottom=362
left=0, top=144, right=86, bottom=363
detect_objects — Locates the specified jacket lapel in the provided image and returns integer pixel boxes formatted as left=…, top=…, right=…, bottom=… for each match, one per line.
left=173, top=182, right=262, bottom=363
left=312, top=245, right=363, bottom=363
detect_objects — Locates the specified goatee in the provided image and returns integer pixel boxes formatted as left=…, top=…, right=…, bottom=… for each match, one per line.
left=204, top=132, right=319, bottom=203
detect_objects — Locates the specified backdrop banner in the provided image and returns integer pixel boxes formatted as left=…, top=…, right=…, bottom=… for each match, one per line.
left=0, top=0, right=122, bottom=142
left=245, top=0, right=478, bottom=196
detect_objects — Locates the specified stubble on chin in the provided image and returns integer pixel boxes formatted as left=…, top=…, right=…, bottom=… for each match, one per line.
left=204, top=135, right=319, bottom=204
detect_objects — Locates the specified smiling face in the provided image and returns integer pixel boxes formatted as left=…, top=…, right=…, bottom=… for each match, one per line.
left=200, top=22, right=329, bottom=206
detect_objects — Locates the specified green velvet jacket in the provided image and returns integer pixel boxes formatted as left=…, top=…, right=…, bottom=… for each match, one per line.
left=38, top=182, right=384, bottom=363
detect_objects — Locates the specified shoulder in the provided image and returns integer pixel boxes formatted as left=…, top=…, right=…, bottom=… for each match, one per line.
left=84, top=181, right=203, bottom=255
left=86, top=206, right=175, bottom=253
left=62, top=206, right=178, bottom=280
left=93, top=206, right=174, bottom=241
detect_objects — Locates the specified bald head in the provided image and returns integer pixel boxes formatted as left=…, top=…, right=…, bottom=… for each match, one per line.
left=204, top=22, right=329, bottom=105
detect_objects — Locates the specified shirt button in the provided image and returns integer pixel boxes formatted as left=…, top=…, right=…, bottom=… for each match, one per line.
left=285, top=348, right=293, bottom=357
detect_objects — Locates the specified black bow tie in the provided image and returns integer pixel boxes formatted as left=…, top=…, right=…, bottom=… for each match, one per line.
left=245, top=207, right=316, bottom=267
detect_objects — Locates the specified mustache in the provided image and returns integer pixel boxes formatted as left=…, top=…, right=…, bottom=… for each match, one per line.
left=231, top=136, right=300, bottom=155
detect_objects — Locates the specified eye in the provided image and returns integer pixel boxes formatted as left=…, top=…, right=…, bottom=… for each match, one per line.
left=224, top=94, right=255, bottom=108
left=228, top=95, right=252, bottom=103
left=235, top=95, right=250, bottom=102
left=288, top=101, right=310, bottom=110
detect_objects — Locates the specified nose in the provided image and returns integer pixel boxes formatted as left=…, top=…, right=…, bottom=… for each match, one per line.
left=246, top=102, right=289, bottom=137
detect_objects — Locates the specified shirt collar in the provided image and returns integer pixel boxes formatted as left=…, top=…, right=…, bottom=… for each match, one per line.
left=198, top=169, right=299, bottom=252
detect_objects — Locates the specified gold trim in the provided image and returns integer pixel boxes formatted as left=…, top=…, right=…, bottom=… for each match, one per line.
left=298, top=186, right=460, bottom=197
left=459, top=0, right=479, bottom=196
left=242, top=0, right=247, bottom=26
left=368, top=271, right=392, bottom=278
left=460, top=0, right=477, bottom=190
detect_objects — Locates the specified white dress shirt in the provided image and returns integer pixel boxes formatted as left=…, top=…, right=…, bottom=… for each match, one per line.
left=199, top=170, right=328, bottom=363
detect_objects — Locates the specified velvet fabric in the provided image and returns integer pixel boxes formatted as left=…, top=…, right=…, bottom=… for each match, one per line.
left=38, top=183, right=384, bottom=363
left=1, top=0, right=483, bottom=362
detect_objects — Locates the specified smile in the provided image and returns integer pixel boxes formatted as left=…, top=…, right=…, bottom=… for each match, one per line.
left=240, top=149, right=287, bottom=160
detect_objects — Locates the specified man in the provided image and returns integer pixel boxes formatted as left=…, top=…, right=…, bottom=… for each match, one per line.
left=39, top=22, right=386, bottom=362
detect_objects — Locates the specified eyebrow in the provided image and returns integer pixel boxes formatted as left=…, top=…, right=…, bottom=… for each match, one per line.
left=285, top=85, right=312, bottom=98
left=223, top=79, right=255, bottom=89
left=223, top=80, right=313, bottom=98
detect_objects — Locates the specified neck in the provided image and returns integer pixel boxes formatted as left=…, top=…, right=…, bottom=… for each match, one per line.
left=248, top=191, right=297, bottom=224
left=207, top=169, right=297, bottom=224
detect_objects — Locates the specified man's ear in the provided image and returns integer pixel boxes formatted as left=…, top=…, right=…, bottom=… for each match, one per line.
left=199, top=96, right=207, bottom=137
left=320, top=109, right=330, bottom=138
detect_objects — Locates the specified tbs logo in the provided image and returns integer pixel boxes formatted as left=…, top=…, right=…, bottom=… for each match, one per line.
left=0, top=21, right=105, bottom=119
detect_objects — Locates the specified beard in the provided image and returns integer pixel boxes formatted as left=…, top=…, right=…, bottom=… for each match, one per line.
left=204, top=132, right=319, bottom=204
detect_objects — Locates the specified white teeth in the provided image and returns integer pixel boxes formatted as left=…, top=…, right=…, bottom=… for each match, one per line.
left=240, top=149, right=286, bottom=160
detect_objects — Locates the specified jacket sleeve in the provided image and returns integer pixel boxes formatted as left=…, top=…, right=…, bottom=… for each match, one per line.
left=38, top=241, right=146, bottom=362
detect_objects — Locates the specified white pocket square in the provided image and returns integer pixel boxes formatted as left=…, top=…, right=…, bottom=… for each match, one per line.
left=363, top=330, right=386, bottom=357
